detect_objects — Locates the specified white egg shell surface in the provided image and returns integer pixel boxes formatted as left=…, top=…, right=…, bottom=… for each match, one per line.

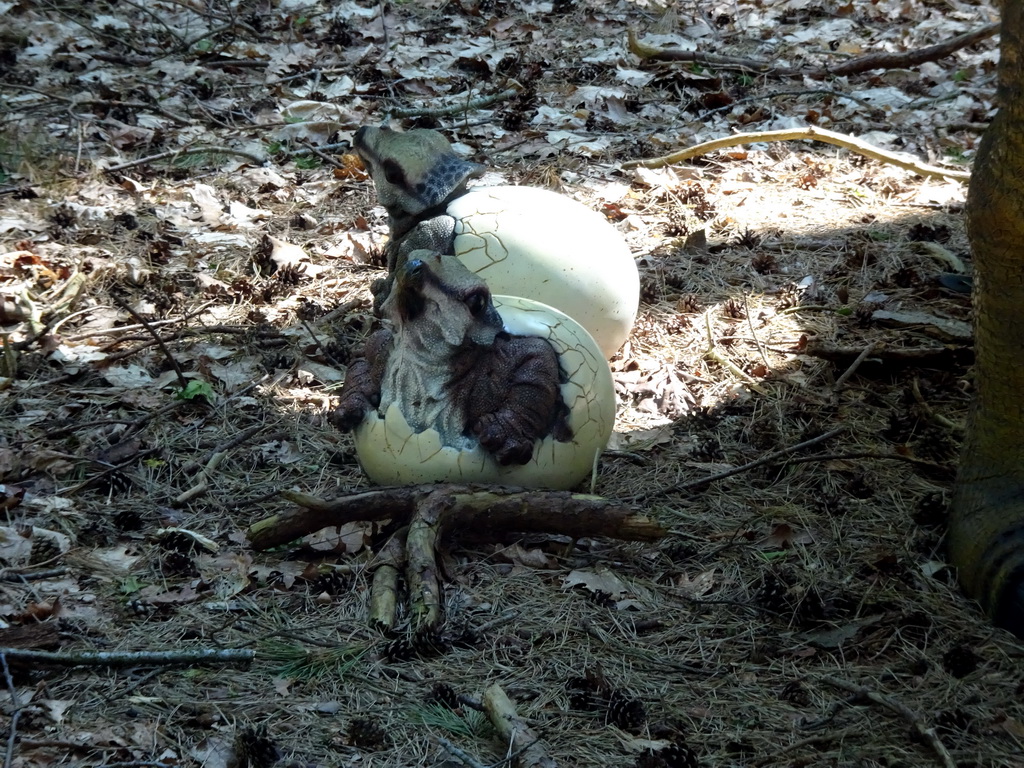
left=446, top=186, right=639, bottom=360
left=352, top=295, right=616, bottom=490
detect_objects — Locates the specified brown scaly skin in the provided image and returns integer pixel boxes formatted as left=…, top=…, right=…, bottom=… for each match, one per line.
left=950, top=3, right=1024, bottom=639
left=330, top=329, right=393, bottom=431
left=332, top=250, right=570, bottom=466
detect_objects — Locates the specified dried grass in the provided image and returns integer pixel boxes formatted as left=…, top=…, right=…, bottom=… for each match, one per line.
left=2, top=3, right=1021, bottom=768
left=4, top=149, right=1017, bottom=768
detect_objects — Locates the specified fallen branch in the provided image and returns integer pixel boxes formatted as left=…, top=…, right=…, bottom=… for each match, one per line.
left=794, top=342, right=971, bottom=367
left=251, top=486, right=664, bottom=550
left=59, top=447, right=160, bottom=496
left=628, top=21, right=998, bottom=80
left=438, top=736, right=489, bottom=768
left=63, top=303, right=219, bottom=342
left=633, top=427, right=844, bottom=501
left=295, top=140, right=345, bottom=169
left=622, top=125, right=970, bottom=181
left=369, top=531, right=407, bottom=632
left=483, top=683, right=556, bottom=768
left=391, top=85, right=522, bottom=119
left=174, top=427, right=286, bottom=505
left=826, top=21, right=998, bottom=77
left=832, top=343, right=876, bottom=391
left=871, top=309, right=972, bottom=342
left=819, top=675, right=956, bottom=768
left=104, top=145, right=266, bottom=173
left=251, top=485, right=664, bottom=630
left=100, top=323, right=286, bottom=364
left=784, top=451, right=952, bottom=473
left=1, top=654, right=22, bottom=768
left=79, top=98, right=190, bottom=125
left=753, top=727, right=860, bottom=766
left=704, top=309, right=767, bottom=395
left=180, top=425, right=275, bottom=475
left=702, top=88, right=883, bottom=119
left=0, top=647, right=254, bottom=668
left=112, top=296, right=188, bottom=391
left=0, top=184, right=35, bottom=197
left=627, top=29, right=801, bottom=75
left=0, top=567, right=67, bottom=584
left=910, top=376, right=964, bottom=433
left=406, top=494, right=448, bottom=629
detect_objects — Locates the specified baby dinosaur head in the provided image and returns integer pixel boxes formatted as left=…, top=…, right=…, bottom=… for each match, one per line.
left=353, top=126, right=486, bottom=236
left=382, top=250, right=504, bottom=351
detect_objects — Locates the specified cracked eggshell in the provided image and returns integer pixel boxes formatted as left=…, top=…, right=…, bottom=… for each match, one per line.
left=446, top=186, right=639, bottom=360
left=352, top=295, right=616, bottom=490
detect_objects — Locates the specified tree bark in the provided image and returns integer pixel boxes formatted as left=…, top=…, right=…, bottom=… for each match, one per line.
left=250, top=485, right=665, bottom=631
left=951, top=2, right=1024, bottom=637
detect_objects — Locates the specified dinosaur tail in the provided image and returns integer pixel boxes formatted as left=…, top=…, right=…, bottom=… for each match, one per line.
left=948, top=490, right=1024, bottom=639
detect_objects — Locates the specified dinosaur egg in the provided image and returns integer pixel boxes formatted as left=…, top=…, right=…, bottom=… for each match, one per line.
left=446, top=186, right=639, bottom=360
left=352, top=296, right=616, bottom=490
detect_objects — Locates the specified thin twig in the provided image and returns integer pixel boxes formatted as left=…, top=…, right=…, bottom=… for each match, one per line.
left=827, top=21, right=999, bottom=77
left=0, top=567, right=67, bottom=582
left=104, top=146, right=266, bottom=173
left=703, top=309, right=767, bottom=394
left=111, top=297, right=188, bottom=391
left=832, top=342, right=876, bottom=391
left=296, top=140, right=344, bottom=168
left=10, top=315, right=60, bottom=353
left=63, top=301, right=217, bottom=341
left=743, top=294, right=770, bottom=369
left=819, top=675, right=957, bottom=768
left=33, top=399, right=188, bottom=442
left=628, top=21, right=999, bottom=81
left=702, top=88, right=882, bottom=119
left=1, top=654, right=21, bottom=768
left=57, top=447, right=160, bottom=495
left=80, top=98, right=189, bottom=125
left=288, top=142, right=353, bottom=157
left=175, top=427, right=286, bottom=505
left=31, top=5, right=156, bottom=58
left=0, top=648, right=254, bottom=668
left=910, top=376, right=964, bottom=433
left=627, top=29, right=801, bottom=75
left=473, top=610, right=520, bottom=635
left=581, top=619, right=711, bottom=674
left=622, top=125, right=971, bottom=181
left=110, top=0, right=187, bottom=46
left=632, top=427, right=844, bottom=501
left=437, top=737, right=489, bottom=768
left=173, top=20, right=265, bottom=58
left=180, top=425, right=274, bottom=475
left=753, top=726, right=860, bottom=765
left=298, top=317, right=332, bottom=362
left=313, top=297, right=367, bottom=328
left=101, top=322, right=283, bottom=364
left=390, top=85, right=522, bottom=119
left=784, top=451, right=952, bottom=472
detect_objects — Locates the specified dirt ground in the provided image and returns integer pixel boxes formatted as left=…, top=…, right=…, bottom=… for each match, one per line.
left=1, top=1, right=1022, bottom=767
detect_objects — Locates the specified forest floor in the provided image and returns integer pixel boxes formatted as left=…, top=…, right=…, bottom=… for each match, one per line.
left=1, top=0, right=1022, bottom=767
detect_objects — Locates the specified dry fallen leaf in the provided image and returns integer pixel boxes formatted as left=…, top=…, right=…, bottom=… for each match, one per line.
left=674, top=569, right=716, bottom=598
left=760, top=523, right=816, bottom=550
left=0, top=484, right=25, bottom=513
left=564, top=568, right=631, bottom=599
left=496, top=542, right=557, bottom=569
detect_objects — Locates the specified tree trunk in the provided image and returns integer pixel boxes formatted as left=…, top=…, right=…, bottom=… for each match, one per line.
left=951, top=3, right=1024, bottom=638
